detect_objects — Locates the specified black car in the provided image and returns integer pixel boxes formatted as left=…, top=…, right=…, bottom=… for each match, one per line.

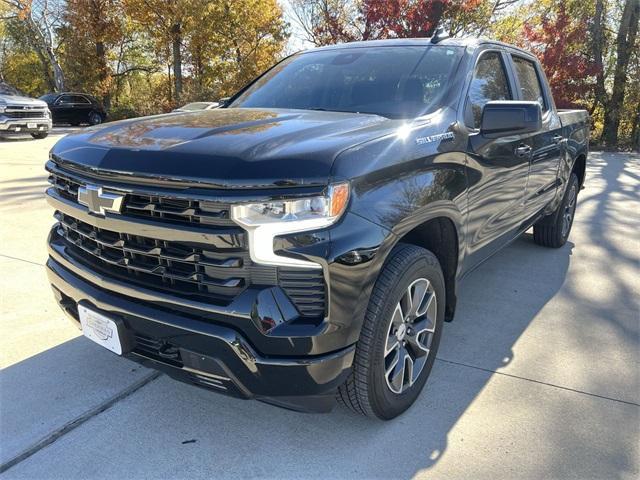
left=45, top=36, right=589, bottom=419
left=40, top=92, right=106, bottom=126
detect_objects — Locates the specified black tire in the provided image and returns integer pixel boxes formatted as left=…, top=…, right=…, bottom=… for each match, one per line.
left=88, top=111, right=103, bottom=125
left=533, top=172, right=579, bottom=248
left=31, top=132, right=49, bottom=139
left=337, top=243, right=445, bottom=420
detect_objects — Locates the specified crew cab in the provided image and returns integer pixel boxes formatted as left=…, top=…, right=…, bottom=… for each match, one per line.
left=45, top=36, right=589, bottom=419
left=0, top=82, right=52, bottom=138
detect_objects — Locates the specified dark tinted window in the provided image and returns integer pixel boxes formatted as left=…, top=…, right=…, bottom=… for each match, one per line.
left=70, top=95, right=91, bottom=104
left=57, top=95, right=73, bottom=104
left=39, top=93, right=58, bottom=103
left=466, top=52, right=512, bottom=128
left=231, top=46, right=464, bottom=119
left=512, top=56, right=547, bottom=111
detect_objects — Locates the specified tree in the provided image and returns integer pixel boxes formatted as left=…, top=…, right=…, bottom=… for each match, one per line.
left=290, top=0, right=508, bottom=47
left=519, top=1, right=599, bottom=109
left=2, top=0, right=66, bottom=91
left=63, top=0, right=125, bottom=108
left=602, top=0, right=639, bottom=147
left=190, top=0, right=288, bottom=97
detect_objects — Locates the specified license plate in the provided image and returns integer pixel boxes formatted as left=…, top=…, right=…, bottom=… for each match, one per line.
left=78, top=305, right=123, bottom=355
left=27, top=123, right=37, bottom=129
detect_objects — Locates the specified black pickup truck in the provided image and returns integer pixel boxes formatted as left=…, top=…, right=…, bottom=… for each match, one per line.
left=45, top=36, right=589, bottom=419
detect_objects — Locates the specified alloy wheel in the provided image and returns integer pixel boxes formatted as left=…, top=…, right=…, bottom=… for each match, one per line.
left=562, top=184, right=577, bottom=238
left=383, top=278, right=437, bottom=394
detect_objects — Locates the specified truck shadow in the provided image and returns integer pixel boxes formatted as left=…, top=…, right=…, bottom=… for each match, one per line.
left=3, top=152, right=637, bottom=478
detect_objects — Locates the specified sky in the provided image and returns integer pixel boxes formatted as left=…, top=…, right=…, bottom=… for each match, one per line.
left=279, top=0, right=316, bottom=53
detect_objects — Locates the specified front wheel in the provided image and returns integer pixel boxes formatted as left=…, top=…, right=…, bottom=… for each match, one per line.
left=533, top=172, right=579, bottom=248
left=337, top=244, right=445, bottom=419
left=31, top=132, right=49, bottom=139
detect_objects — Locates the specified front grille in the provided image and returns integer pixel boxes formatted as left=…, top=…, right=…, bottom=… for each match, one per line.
left=49, top=164, right=327, bottom=317
left=48, top=169, right=235, bottom=228
left=5, top=108, right=47, bottom=119
left=55, top=212, right=249, bottom=303
left=54, top=211, right=326, bottom=316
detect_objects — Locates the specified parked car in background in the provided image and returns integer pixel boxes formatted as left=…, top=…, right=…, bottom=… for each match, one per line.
left=0, top=82, right=52, bottom=139
left=40, top=92, right=107, bottom=126
left=172, top=101, right=220, bottom=112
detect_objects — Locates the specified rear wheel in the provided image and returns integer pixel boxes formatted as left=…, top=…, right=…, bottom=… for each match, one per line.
left=337, top=244, right=445, bottom=419
left=88, top=111, right=103, bottom=125
left=533, top=172, right=579, bottom=248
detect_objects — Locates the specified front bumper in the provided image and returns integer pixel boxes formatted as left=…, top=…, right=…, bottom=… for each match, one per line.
left=0, top=117, right=52, bottom=133
left=47, top=253, right=355, bottom=412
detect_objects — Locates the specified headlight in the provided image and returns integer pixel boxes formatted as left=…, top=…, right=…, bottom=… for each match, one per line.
left=231, top=182, right=350, bottom=268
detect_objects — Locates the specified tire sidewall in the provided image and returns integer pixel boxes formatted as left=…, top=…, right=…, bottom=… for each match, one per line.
left=557, top=172, right=579, bottom=244
left=89, top=112, right=102, bottom=125
left=368, top=252, right=446, bottom=419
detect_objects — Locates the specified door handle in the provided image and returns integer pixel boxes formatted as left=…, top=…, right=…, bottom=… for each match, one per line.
left=515, top=145, right=532, bottom=157
left=553, top=135, right=564, bottom=144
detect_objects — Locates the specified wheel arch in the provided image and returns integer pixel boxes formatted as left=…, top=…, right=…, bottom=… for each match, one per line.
left=572, top=153, right=587, bottom=189
left=376, top=204, right=465, bottom=322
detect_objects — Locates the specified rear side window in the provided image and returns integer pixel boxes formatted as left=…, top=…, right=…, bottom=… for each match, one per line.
left=466, top=52, right=512, bottom=128
left=512, top=56, right=547, bottom=111
left=71, top=95, right=91, bottom=104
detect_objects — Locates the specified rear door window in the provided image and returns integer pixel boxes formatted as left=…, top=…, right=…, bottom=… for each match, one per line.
left=466, top=51, right=512, bottom=128
left=511, top=56, right=547, bottom=111
left=71, top=95, right=91, bottom=104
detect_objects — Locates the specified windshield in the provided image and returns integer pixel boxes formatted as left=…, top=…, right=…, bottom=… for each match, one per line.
left=231, top=46, right=463, bottom=119
left=0, top=82, right=24, bottom=96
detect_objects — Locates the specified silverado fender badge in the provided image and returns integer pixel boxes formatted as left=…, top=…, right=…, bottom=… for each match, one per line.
left=415, top=132, right=455, bottom=145
left=77, top=185, right=124, bottom=215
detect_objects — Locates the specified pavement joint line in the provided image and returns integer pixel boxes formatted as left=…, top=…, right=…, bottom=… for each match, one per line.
left=0, top=253, right=45, bottom=267
left=435, top=357, right=640, bottom=407
left=0, top=371, right=162, bottom=474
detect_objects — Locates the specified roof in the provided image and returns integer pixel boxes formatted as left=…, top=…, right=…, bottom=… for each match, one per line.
left=303, top=36, right=532, bottom=55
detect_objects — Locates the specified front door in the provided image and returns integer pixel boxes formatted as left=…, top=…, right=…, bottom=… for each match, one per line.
left=51, top=94, right=74, bottom=123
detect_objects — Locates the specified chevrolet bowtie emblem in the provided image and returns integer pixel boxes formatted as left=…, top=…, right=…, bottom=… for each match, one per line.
left=77, top=185, right=124, bottom=215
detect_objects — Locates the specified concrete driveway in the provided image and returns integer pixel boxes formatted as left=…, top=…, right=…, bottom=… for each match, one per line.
left=1, top=130, right=638, bottom=479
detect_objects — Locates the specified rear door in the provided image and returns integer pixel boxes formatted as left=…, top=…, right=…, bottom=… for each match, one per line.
left=463, top=49, right=531, bottom=271
left=69, top=95, right=93, bottom=124
left=508, top=54, right=563, bottom=218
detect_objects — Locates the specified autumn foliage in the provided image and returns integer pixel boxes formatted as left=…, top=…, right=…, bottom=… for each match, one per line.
left=1, top=0, right=638, bottom=148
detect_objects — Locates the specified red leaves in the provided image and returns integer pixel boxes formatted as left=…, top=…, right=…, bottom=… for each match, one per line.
left=522, top=3, right=600, bottom=108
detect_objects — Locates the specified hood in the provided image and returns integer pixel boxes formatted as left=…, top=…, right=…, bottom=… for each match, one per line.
left=50, top=108, right=395, bottom=188
left=0, top=94, right=48, bottom=108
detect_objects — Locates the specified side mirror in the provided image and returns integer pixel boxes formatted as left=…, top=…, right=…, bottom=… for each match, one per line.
left=217, top=97, right=231, bottom=107
left=480, top=101, right=542, bottom=138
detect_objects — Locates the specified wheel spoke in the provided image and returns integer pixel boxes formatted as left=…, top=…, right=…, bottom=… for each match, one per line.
left=385, top=347, right=400, bottom=376
left=405, top=354, right=414, bottom=387
left=391, top=302, right=404, bottom=328
left=388, top=347, right=407, bottom=393
left=385, top=335, right=399, bottom=356
left=417, top=290, right=435, bottom=318
left=408, top=279, right=429, bottom=318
